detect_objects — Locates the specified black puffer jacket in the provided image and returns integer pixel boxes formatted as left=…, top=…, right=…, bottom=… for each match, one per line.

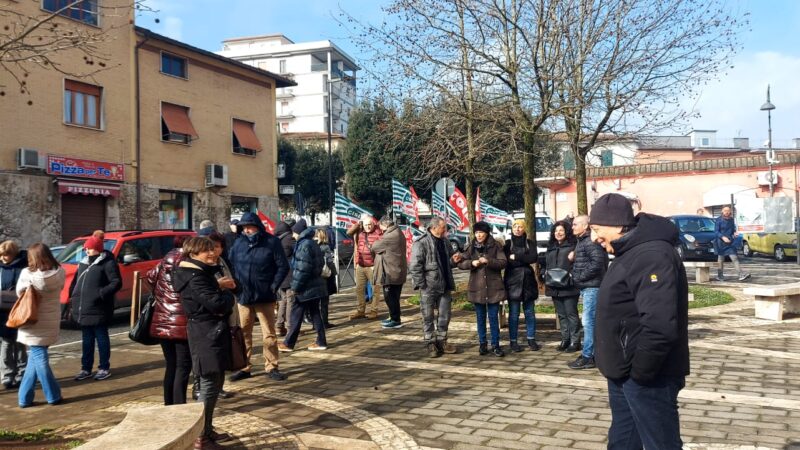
left=290, top=228, right=327, bottom=302
left=1, top=250, right=27, bottom=339
left=503, top=235, right=538, bottom=302
left=275, top=222, right=295, bottom=290
left=595, top=213, right=689, bottom=384
left=68, top=250, right=122, bottom=326
left=409, top=232, right=456, bottom=294
left=544, top=240, right=579, bottom=298
left=571, top=233, right=608, bottom=289
left=173, top=258, right=235, bottom=376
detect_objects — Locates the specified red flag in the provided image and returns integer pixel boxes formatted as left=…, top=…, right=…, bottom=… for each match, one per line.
left=475, top=187, right=482, bottom=222
left=257, top=211, right=276, bottom=234
left=409, top=186, right=421, bottom=226
left=448, top=187, right=470, bottom=231
left=402, top=227, right=414, bottom=262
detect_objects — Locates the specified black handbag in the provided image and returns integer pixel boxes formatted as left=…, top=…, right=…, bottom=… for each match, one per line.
left=544, top=268, right=573, bottom=289
left=129, top=294, right=159, bottom=345
left=228, top=325, right=248, bottom=371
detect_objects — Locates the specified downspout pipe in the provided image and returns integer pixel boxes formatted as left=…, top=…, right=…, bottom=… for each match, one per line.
left=134, top=36, right=148, bottom=230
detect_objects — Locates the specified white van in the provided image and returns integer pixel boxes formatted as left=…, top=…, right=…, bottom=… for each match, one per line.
left=503, top=211, right=555, bottom=259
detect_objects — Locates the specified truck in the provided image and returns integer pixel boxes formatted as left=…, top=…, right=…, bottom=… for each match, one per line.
left=503, top=211, right=555, bottom=261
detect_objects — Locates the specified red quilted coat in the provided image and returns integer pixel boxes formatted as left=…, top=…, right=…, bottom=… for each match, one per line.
left=147, top=248, right=188, bottom=340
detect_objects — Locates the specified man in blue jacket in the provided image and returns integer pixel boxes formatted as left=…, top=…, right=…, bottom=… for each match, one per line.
left=715, top=206, right=749, bottom=281
left=228, top=212, right=290, bottom=382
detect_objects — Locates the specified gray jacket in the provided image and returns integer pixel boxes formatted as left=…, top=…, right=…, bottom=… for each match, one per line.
left=409, top=232, right=456, bottom=294
left=372, top=225, right=408, bottom=286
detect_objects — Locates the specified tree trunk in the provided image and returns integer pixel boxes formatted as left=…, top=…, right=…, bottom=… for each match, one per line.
left=575, top=145, right=588, bottom=215
left=523, top=149, right=537, bottom=238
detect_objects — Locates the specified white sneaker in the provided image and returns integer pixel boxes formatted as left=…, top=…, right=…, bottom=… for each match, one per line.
left=94, top=369, right=111, bottom=381
left=74, top=370, right=94, bottom=381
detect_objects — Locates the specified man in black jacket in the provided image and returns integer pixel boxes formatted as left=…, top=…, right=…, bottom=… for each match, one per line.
left=409, top=217, right=462, bottom=357
left=568, top=215, right=608, bottom=370
left=589, top=193, right=689, bottom=450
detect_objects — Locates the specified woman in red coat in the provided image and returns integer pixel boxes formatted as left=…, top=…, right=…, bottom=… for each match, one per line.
left=147, top=235, right=190, bottom=405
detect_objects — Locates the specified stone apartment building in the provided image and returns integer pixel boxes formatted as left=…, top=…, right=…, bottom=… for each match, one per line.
left=0, top=0, right=293, bottom=245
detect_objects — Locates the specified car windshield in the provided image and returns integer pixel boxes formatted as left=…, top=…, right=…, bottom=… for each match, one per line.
left=676, top=218, right=715, bottom=233
left=535, top=217, right=554, bottom=232
left=56, top=239, right=117, bottom=264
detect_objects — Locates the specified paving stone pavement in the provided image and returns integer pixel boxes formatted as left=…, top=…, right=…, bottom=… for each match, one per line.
left=2, top=283, right=800, bottom=450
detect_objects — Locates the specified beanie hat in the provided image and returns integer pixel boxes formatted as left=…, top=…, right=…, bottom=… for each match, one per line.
left=473, top=221, right=491, bottom=234
left=291, top=218, right=308, bottom=234
left=83, top=235, right=104, bottom=253
left=589, top=193, right=635, bottom=227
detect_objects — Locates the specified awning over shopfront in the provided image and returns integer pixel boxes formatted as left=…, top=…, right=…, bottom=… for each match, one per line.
left=702, top=184, right=753, bottom=207
left=57, top=179, right=121, bottom=198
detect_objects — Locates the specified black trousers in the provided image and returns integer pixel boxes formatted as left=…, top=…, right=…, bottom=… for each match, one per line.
left=320, top=295, right=331, bottom=325
left=160, top=339, right=192, bottom=405
left=383, top=284, right=403, bottom=322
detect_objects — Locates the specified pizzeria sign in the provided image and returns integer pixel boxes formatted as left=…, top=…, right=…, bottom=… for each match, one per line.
left=47, top=155, right=124, bottom=181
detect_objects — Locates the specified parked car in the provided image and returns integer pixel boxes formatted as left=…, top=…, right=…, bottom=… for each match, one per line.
left=312, top=226, right=354, bottom=265
left=668, top=215, right=719, bottom=261
left=741, top=231, right=797, bottom=262
left=56, top=230, right=196, bottom=322
left=49, top=245, right=66, bottom=258
left=668, top=215, right=744, bottom=261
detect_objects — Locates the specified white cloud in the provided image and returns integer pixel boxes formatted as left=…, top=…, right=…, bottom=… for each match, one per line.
left=687, top=51, right=800, bottom=146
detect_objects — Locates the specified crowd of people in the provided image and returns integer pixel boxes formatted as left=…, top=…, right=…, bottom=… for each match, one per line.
left=0, top=192, right=702, bottom=449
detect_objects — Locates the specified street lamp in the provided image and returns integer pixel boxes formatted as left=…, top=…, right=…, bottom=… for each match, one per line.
left=760, top=85, right=776, bottom=197
left=327, top=74, right=354, bottom=227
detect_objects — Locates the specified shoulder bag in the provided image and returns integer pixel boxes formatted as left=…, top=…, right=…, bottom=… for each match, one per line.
left=544, top=268, right=573, bottom=289
left=227, top=299, right=247, bottom=372
left=129, top=294, right=159, bottom=345
left=6, top=287, right=40, bottom=328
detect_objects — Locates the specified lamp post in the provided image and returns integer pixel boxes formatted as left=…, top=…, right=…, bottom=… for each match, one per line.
left=327, top=74, right=354, bottom=227
left=760, top=85, right=776, bottom=197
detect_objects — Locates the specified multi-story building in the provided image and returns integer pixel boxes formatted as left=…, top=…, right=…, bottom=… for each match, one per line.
left=0, top=1, right=292, bottom=245
left=219, top=34, right=358, bottom=141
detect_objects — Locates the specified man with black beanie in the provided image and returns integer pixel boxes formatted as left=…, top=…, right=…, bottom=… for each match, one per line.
left=589, top=193, right=689, bottom=449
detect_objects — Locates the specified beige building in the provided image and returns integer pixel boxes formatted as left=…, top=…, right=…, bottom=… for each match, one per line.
left=0, top=1, right=292, bottom=245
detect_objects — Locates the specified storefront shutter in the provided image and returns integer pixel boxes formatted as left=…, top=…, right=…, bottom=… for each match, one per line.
left=61, top=194, right=106, bottom=243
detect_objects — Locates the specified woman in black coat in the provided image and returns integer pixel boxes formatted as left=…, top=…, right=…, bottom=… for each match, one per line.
left=68, top=232, right=121, bottom=382
left=503, top=219, right=541, bottom=352
left=544, top=220, right=581, bottom=352
left=173, top=237, right=236, bottom=450
left=0, top=241, right=28, bottom=389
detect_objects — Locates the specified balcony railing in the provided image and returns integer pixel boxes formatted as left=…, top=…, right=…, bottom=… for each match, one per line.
left=311, top=62, right=327, bottom=72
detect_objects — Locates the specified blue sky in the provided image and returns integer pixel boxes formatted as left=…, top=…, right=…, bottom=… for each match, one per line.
left=140, top=0, right=800, bottom=146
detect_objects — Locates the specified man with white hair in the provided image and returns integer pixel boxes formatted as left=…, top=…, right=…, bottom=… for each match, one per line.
left=347, top=213, right=384, bottom=319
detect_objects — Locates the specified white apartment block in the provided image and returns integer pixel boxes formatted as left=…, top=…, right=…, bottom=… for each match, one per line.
left=219, top=34, right=358, bottom=138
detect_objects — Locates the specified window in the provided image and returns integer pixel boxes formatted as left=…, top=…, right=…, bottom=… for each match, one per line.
left=281, top=101, right=289, bottom=115
left=159, top=191, right=191, bottom=229
left=701, top=137, right=710, bottom=147
left=279, top=59, right=287, bottom=74
left=600, top=150, right=613, bottom=167
left=563, top=150, right=576, bottom=170
left=117, top=238, right=157, bottom=264
left=232, top=119, right=262, bottom=156
left=43, top=0, right=98, bottom=26
left=161, top=102, right=198, bottom=144
left=280, top=122, right=289, bottom=133
left=161, top=52, right=187, bottom=78
left=64, top=79, right=102, bottom=128
left=323, top=74, right=328, bottom=92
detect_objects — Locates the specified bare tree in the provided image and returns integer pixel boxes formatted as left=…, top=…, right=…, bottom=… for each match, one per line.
left=554, top=0, right=746, bottom=213
left=0, top=0, right=148, bottom=97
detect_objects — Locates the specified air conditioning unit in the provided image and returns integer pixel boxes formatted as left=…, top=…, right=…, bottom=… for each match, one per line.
left=205, top=164, right=228, bottom=187
left=17, top=148, right=46, bottom=170
left=757, top=171, right=779, bottom=186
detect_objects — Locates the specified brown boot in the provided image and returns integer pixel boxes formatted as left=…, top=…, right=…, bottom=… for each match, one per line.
left=441, top=341, right=457, bottom=354
left=349, top=311, right=366, bottom=320
left=194, top=436, right=224, bottom=450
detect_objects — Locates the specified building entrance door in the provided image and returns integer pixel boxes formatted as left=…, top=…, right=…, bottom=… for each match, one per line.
left=61, top=194, right=106, bottom=242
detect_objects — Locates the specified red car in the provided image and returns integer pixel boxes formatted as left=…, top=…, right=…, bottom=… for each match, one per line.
left=56, top=230, right=195, bottom=320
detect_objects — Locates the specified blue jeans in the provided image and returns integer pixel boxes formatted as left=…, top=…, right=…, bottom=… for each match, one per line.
left=474, top=303, right=500, bottom=347
left=507, top=300, right=536, bottom=342
left=18, top=346, right=61, bottom=406
left=81, top=325, right=110, bottom=371
left=581, top=288, right=599, bottom=358
left=607, top=376, right=685, bottom=450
